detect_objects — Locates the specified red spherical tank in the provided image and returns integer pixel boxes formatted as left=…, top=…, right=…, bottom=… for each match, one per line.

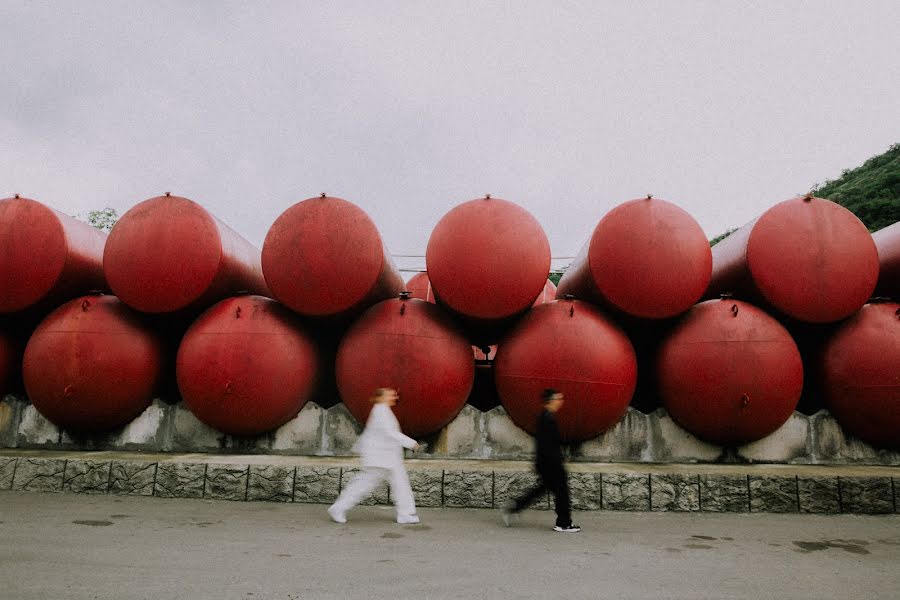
left=557, top=197, right=711, bottom=319
left=22, top=295, right=164, bottom=432
left=707, top=196, right=878, bottom=323
left=872, top=221, right=900, bottom=300
left=658, top=299, right=803, bottom=446
left=494, top=299, right=637, bottom=442
left=820, top=302, right=900, bottom=449
left=262, top=196, right=403, bottom=318
left=335, top=296, right=475, bottom=437
left=176, top=295, right=318, bottom=436
left=0, top=196, right=106, bottom=315
left=426, top=197, right=551, bottom=325
left=104, top=194, right=269, bottom=314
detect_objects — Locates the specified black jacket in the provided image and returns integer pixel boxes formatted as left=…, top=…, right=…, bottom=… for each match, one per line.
left=534, top=409, right=564, bottom=470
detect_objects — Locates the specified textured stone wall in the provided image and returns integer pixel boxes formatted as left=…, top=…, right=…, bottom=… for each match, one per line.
left=1, top=452, right=897, bottom=514
left=2, top=394, right=899, bottom=465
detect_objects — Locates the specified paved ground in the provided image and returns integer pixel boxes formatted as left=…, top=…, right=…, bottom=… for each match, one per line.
left=1, top=491, right=899, bottom=600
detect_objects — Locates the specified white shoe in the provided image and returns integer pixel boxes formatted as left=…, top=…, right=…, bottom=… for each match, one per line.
left=327, top=505, right=347, bottom=523
left=397, top=514, right=420, bottom=524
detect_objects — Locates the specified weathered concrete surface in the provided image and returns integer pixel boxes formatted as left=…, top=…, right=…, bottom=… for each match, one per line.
left=2, top=492, right=899, bottom=600
left=2, top=450, right=899, bottom=515
left=4, top=394, right=900, bottom=465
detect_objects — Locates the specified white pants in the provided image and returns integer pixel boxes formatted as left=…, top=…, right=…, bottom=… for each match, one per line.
left=332, top=466, right=416, bottom=518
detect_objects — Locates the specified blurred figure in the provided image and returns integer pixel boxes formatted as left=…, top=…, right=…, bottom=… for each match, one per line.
left=502, top=388, right=581, bottom=532
left=328, top=387, right=421, bottom=524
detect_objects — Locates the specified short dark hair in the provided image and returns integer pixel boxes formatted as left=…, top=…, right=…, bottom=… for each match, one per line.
left=542, top=388, right=559, bottom=403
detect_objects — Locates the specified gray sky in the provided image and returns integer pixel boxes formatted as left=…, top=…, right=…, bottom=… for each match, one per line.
left=3, top=1, right=898, bottom=273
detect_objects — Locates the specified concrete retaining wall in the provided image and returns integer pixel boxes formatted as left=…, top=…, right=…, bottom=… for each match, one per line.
left=2, top=394, right=898, bottom=465
left=1, top=450, right=897, bottom=514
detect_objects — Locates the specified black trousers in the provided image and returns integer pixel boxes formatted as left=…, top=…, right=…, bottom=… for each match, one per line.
left=511, top=465, right=572, bottom=527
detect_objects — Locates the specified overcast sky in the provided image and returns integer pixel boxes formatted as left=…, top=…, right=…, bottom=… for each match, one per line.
left=2, top=1, right=898, bottom=273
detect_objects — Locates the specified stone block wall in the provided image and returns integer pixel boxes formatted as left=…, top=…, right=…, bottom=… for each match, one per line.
left=1, top=452, right=897, bottom=515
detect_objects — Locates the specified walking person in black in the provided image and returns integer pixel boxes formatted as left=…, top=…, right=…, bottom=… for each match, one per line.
left=502, top=388, right=581, bottom=532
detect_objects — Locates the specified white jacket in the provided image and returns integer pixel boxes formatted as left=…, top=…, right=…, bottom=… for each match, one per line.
left=354, top=403, right=417, bottom=469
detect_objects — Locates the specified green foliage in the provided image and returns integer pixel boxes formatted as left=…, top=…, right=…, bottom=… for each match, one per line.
left=79, top=207, right=119, bottom=233
left=709, top=228, right=737, bottom=247
left=811, top=143, right=900, bottom=232
left=548, top=272, right=563, bottom=286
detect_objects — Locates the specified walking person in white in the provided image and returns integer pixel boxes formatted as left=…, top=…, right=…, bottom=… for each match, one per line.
left=328, top=387, right=421, bottom=524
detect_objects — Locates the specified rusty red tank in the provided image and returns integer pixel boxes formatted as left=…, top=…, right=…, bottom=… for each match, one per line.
left=494, top=298, right=637, bottom=442
left=707, top=196, right=878, bottom=323
left=176, top=295, right=318, bottom=436
left=557, top=197, right=711, bottom=319
left=405, top=272, right=435, bottom=303
left=335, top=294, right=474, bottom=437
left=872, top=220, right=900, bottom=300
left=425, top=196, right=551, bottom=339
left=22, top=295, right=164, bottom=432
left=104, top=194, right=269, bottom=314
left=0, top=196, right=106, bottom=315
left=820, top=302, right=900, bottom=449
left=262, top=195, right=403, bottom=319
left=658, top=299, right=803, bottom=446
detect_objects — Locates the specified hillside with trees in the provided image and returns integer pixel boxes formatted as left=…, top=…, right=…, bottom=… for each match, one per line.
left=710, top=143, right=900, bottom=245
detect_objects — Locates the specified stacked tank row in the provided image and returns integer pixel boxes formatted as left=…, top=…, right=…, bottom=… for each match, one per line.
left=0, top=192, right=897, bottom=453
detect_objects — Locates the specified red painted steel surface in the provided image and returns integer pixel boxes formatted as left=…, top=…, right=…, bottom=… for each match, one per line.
left=262, top=196, right=403, bottom=318
left=707, top=196, right=878, bottom=323
left=405, top=272, right=434, bottom=303
left=0, top=196, right=106, bottom=314
left=22, top=295, right=163, bottom=432
left=872, top=221, right=900, bottom=299
left=176, top=295, right=318, bottom=436
left=658, top=299, right=803, bottom=446
left=494, top=299, right=637, bottom=442
left=405, top=273, right=555, bottom=361
left=820, top=302, right=900, bottom=449
left=104, top=195, right=269, bottom=314
left=335, top=296, right=474, bottom=437
left=426, top=197, right=551, bottom=322
left=557, top=197, right=711, bottom=319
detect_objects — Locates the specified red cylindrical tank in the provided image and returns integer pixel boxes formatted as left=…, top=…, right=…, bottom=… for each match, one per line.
left=104, top=194, right=269, bottom=314
left=407, top=273, right=555, bottom=308
left=405, top=272, right=434, bottom=303
left=872, top=220, right=900, bottom=300
left=494, top=298, right=637, bottom=442
left=262, top=195, right=403, bottom=319
left=820, top=302, right=900, bottom=449
left=557, top=197, right=711, bottom=319
left=658, top=299, right=803, bottom=446
left=176, top=295, right=318, bottom=436
left=335, top=295, right=475, bottom=437
left=0, top=196, right=106, bottom=315
left=706, top=196, right=879, bottom=323
left=425, top=197, right=551, bottom=335
left=22, top=295, right=164, bottom=432
left=533, top=278, right=557, bottom=306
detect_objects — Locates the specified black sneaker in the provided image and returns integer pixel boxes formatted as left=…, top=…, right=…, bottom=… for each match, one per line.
left=553, top=524, right=581, bottom=533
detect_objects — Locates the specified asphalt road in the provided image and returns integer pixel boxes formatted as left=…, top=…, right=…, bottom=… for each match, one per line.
left=1, top=491, right=898, bottom=600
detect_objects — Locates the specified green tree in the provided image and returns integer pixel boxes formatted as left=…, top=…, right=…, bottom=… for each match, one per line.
left=709, top=228, right=737, bottom=247
left=811, top=143, right=900, bottom=231
left=79, top=207, right=119, bottom=232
